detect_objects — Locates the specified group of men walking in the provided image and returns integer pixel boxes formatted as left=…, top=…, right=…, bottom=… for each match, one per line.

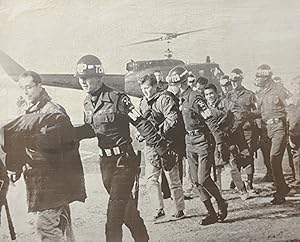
left=0, top=54, right=299, bottom=242
left=137, top=63, right=300, bottom=238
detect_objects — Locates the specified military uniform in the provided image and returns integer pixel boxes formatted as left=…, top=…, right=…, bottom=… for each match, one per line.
left=166, top=66, right=228, bottom=224
left=77, top=83, right=175, bottom=242
left=229, top=85, right=258, bottom=187
left=76, top=84, right=152, bottom=242
left=208, top=96, right=250, bottom=195
left=256, top=80, right=290, bottom=198
left=256, top=118, right=273, bottom=180
left=180, top=87, right=227, bottom=210
left=139, top=90, right=185, bottom=217
left=287, top=100, right=300, bottom=186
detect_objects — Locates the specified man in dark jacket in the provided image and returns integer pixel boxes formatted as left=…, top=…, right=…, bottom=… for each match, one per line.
left=13, top=70, right=86, bottom=242
left=2, top=112, right=86, bottom=242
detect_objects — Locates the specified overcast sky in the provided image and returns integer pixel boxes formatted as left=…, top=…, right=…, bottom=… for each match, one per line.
left=1, top=0, right=300, bottom=81
left=0, top=0, right=300, bottom=121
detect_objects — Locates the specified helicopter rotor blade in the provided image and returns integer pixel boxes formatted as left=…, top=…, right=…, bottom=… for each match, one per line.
left=175, top=27, right=215, bottom=37
left=126, top=37, right=163, bottom=46
left=144, top=32, right=174, bottom=35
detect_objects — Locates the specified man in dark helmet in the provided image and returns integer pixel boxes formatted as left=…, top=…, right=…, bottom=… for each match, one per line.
left=229, top=68, right=258, bottom=193
left=74, top=55, right=175, bottom=242
left=167, top=66, right=228, bottom=225
left=251, top=64, right=291, bottom=204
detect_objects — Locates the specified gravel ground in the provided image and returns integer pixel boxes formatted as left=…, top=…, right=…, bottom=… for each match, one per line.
left=1, top=138, right=300, bottom=242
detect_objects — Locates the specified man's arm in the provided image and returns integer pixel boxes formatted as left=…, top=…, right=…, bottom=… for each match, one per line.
left=119, top=94, right=170, bottom=156
left=194, top=97, right=224, bottom=145
left=74, top=123, right=96, bottom=141
left=157, top=95, right=178, bottom=136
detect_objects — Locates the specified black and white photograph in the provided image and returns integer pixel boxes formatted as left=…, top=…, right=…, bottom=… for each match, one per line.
left=0, top=1, right=300, bottom=241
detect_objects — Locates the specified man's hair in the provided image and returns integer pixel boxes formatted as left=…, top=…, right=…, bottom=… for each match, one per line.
left=221, top=75, right=230, bottom=81
left=204, top=83, right=218, bottom=93
left=196, top=76, right=209, bottom=86
left=188, top=73, right=196, bottom=78
left=18, top=71, right=42, bottom=85
left=154, top=70, right=161, bottom=74
left=138, top=73, right=158, bottom=86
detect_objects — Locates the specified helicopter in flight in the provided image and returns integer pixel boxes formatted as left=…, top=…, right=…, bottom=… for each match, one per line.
left=126, top=28, right=213, bottom=46
left=124, top=28, right=224, bottom=96
left=0, top=28, right=224, bottom=97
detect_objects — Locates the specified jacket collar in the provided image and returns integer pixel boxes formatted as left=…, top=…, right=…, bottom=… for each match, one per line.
left=85, top=84, right=113, bottom=111
left=88, top=84, right=111, bottom=102
left=145, top=90, right=163, bottom=104
left=26, top=88, right=52, bottom=113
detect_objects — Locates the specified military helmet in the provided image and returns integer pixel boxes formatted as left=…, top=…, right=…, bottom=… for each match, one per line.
left=230, top=68, right=243, bottom=81
left=255, top=64, right=272, bottom=87
left=256, top=64, right=272, bottom=77
left=166, top=66, right=189, bottom=84
left=75, top=55, right=104, bottom=77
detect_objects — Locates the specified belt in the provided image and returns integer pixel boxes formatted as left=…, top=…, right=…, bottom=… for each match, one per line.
left=99, top=144, right=132, bottom=157
left=264, top=117, right=285, bottom=125
left=187, top=129, right=203, bottom=136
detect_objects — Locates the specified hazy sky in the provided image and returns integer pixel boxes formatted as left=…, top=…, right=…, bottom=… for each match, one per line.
left=1, top=1, right=300, bottom=78
left=0, top=0, right=300, bottom=97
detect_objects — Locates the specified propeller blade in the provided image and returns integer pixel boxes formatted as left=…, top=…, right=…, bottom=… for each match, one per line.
left=126, top=37, right=162, bottom=46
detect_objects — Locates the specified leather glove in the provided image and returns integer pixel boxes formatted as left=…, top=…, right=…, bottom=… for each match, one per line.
left=161, top=150, right=178, bottom=171
left=116, top=152, right=139, bottom=168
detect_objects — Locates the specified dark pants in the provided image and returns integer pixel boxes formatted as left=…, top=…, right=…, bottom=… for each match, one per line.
left=99, top=155, right=149, bottom=242
left=186, top=136, right=223, bottom=202
left=260, top=127, right=272, bottom=174
left=266, top=122, right=289, bottom=196
left=161, top=156, right=183, bottom=199
left=243, top=130, right=255, bottom=176
left=290, top=136, right=300, bottom=181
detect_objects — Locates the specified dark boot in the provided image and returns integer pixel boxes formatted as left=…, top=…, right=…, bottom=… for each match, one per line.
left=200, top=199, right=218, bottom=225
left=217, top=199, right=228, bottom=222
left=230, top=180, right=236, bottom=190
left=261, top=173, right=273, bottom=182
left=246, top=174, right=257, bottom=195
